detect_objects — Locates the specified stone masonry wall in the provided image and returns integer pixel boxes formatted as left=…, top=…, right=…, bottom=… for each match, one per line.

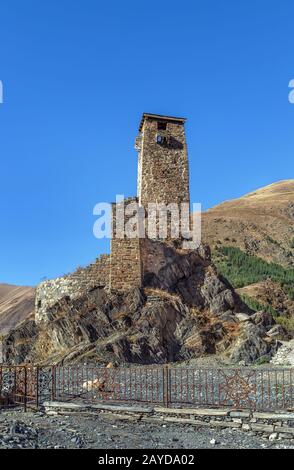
left=35, top=254, right=110, bottom=323
left=110, top=115, right=191, bottom=292
left=109, top=198, right=142, bottom=292
left=138, top=118, right=190, bottom=208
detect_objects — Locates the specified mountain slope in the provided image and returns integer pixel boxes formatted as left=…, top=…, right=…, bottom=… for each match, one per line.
left=202, top=180, right=294, bottom=267
left=0, top=284, right=35, bottom=336
left=236, top=280, right=294, bottom=320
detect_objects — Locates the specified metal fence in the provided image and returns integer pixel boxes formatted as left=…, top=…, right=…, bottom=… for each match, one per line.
left=0, top=365, right=40, bottom=411
left=0, top=364, right=293, bottom=412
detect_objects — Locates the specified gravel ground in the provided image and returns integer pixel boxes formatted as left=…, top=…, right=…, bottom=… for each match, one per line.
left=0, top=409, right=293, bottom=449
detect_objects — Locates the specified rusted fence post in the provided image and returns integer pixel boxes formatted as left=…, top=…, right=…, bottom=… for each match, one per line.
left=163, top=364, right=170, bottom=408
left=36, top=366, right=39, bottom=409
left=51, top=366, right=56, bottom=401
left=14, top=368, right=17, bottom=405
left=24, top=366, right=27, bottom=412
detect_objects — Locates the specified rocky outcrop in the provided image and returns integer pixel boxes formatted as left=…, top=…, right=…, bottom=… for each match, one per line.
left=230, top=323, right=278, bottom=365
left=1, top=244, right=279, bottom=366
left=270, top=339, right=294, bottom=366
left=229, top=310, right=281, bottom=364
left=1, top=319, right=38, bottom=363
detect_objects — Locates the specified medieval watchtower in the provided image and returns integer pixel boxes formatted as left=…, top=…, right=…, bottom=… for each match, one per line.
left=109, top=113, right=190, bottom=292
left=136, top=113, right=190, bottom=208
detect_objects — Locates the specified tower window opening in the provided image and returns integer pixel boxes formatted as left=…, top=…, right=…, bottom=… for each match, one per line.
left=157, top=121, right=167, bottom=131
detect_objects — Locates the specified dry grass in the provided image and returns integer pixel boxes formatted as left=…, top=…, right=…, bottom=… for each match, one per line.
left=144, top=287, right=182, bottom=302
left=201, top=180, right=294, bottom=267
left=0, top=284, right=35, bottom=336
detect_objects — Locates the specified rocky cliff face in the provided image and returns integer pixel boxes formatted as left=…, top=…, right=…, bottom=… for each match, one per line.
left=1, top=244, right=279, bottom=366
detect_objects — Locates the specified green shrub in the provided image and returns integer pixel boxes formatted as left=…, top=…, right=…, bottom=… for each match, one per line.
left=239, top=294, right=278, bottom=317
left=212, top=246, right=294, bottom=300
left=275, top=316, right=294, bottom=332
left=254, top=355, right=270, bottom=365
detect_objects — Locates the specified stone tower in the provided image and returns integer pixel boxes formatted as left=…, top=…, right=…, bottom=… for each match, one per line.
left=110, top=113, right=190, bottom=292
left=136, top=113, right=190, bottom=208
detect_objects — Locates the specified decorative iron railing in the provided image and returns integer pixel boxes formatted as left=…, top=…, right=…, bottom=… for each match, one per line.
left=0, top=364, right=293, bottom=412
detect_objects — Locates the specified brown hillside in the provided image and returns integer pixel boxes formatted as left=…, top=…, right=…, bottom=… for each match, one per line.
left=236, top=280, right=294, bottom=318
left=0, top=284, right=35, bottom=336
left=202, top=180, right=294, bottom=267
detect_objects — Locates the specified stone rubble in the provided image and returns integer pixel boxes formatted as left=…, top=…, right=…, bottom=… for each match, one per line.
left=41, top=401, right=294, bottom=441
left=0, top=408, right=293, bottom=449
left=270, top=339, right=294, bottom=366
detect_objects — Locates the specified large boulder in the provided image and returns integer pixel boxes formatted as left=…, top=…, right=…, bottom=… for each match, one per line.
left=250, top=310, right=276, bottom=330
left=230, top=323, right=278, bottom=364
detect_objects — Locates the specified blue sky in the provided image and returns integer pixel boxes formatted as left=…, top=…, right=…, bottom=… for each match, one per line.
left=0, top=0, right=293, bottom=286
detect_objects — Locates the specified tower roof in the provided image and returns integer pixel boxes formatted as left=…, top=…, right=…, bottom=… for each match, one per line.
left=139, top=113, right=186, bottom=132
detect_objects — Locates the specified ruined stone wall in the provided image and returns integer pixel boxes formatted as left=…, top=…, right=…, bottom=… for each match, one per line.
left=110, top=238, right=142, bottom=292
left=138, top=119, right=190, bottom=208
left=42, top=402, right=294, bottom=440
left=35, top=254, right=110, bottom=323
left=109, top=198, right=142, bottom=292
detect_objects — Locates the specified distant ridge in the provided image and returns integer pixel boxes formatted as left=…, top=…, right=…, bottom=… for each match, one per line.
left=202, top=180, right=294, bottom=267
left=0, top=284, right=35, bottom=336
